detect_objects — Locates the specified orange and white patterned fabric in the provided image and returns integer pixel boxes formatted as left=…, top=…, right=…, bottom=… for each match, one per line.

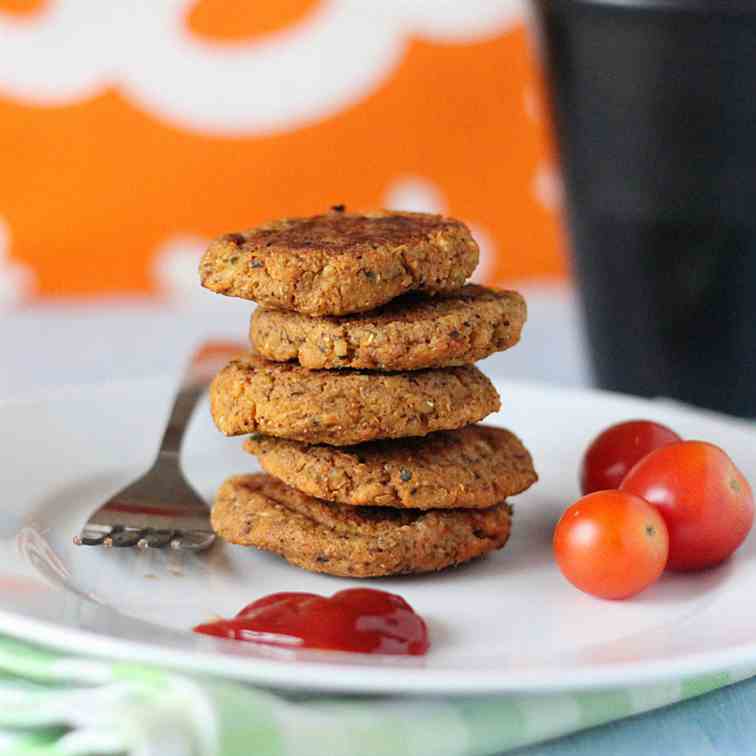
left=0, top=0, right=564, bottom=307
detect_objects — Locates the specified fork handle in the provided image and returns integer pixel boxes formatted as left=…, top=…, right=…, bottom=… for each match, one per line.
left=159, top=341, right=244, bottom=456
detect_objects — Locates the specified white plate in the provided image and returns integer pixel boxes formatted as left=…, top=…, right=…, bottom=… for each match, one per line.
left=2, top=378, right=755, bottom=695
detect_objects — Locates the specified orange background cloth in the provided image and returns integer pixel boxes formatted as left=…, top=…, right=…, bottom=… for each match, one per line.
left=0, top=0, right=565, bottom=304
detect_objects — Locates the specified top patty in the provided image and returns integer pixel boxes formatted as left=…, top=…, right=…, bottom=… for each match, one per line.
left=199, top=209, right=479, bottom=316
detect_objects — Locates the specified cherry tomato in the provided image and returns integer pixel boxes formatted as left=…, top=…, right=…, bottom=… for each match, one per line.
left=554, top=490, right=669, bottom=599
left=621, top=441, right=754, bottom=571
left=580, top=420, right=681, bottom=494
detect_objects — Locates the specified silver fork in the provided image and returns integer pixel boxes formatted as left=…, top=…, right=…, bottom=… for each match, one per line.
left=73, top=342, right=239, bottom=551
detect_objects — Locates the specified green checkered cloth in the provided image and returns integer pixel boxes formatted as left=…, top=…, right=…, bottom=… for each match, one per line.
left=1, top=637, right=752, bottom=756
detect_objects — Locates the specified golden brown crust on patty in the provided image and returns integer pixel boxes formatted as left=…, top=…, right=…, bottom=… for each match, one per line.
left=211, top=473, right=512, bottom=577
left=250, top=286, right=526, bottom=371
left=199, top=210, right=479, bottom=316
left=210, top=352, right=500, bottom=445
left=245, top=425, right=537, bottom=510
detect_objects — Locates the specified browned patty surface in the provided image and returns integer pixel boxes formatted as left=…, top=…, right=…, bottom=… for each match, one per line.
left=211, top=473, right=512, bottom=577
left=210, top=352, right=500, bottom=445
left=199, top=210, right=478, bottom=316
left=245, top=424, right=537, bottom=509
left=250, top=285, right=526, bottom=371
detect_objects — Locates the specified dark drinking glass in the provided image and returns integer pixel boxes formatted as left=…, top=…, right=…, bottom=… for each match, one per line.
left=532, top=0, right=756, bottom=416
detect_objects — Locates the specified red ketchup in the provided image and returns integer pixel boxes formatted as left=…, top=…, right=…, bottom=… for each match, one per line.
left=194, top=588, right=429, bottom=655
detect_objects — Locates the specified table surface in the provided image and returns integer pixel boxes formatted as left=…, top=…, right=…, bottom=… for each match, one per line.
left=2, top=282, right=754, bottom=755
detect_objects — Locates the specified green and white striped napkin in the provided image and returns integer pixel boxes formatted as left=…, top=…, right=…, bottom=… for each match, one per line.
left=1, top=636, right=751, bottom=756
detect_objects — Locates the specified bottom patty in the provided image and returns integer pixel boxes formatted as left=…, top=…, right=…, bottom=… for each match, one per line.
left=211, top=473, right=512, bottom=578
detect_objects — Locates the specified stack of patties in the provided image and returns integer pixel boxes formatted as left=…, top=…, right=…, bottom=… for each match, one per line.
left=200, top=208, right=537, bottom=577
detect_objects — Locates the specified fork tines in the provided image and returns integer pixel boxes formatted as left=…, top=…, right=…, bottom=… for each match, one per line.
left=73, top=525, right=215, bottom=551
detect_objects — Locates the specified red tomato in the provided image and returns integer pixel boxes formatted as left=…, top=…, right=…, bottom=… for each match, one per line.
left=554, top=490, right=669, bottom=599
left=621, top=441, right=754, bottom=571
left=580, top=420, right=681, bottom=494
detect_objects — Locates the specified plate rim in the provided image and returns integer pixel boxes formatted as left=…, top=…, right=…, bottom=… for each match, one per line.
left=2, top=603, right=756, bottom=694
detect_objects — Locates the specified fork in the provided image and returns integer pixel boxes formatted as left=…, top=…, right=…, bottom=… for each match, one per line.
left=73, top=342, right=239, bottom=551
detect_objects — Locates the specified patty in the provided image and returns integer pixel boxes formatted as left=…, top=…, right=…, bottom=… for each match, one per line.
left=210, top=352, right=501, bottom=445
left=245, top=424, right=537, bottom=509
left=250, top=285, right=526, bottom=371
left=199, top=209, right=479, bottom=316
left=211, top=473, right=512, bottom=577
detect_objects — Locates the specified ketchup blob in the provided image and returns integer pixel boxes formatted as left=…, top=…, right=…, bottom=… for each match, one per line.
left=194, top=588, right=429, bottom=655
